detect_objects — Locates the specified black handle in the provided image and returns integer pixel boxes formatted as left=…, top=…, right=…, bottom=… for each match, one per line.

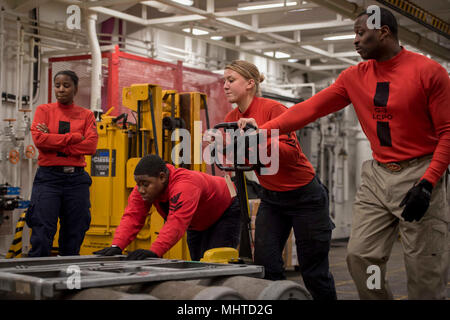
left=213, top=122, right=257, bottom=132
left=212, top=122, right=259, bottom=172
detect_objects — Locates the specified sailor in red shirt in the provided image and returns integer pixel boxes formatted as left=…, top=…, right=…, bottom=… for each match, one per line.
left=222, top=60, right=336, bottom=300
left=94, top=154, right=240, bottom=261
left=27, top=70, right=98, bottom=257
left=239, top=8, right=449, bottom=300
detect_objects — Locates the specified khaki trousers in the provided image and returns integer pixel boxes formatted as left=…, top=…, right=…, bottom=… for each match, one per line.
left=346, top=157, right=449, bottom=299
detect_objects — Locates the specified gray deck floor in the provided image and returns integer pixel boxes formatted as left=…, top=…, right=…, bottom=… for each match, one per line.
left=286, top=239, right=450, bottom=300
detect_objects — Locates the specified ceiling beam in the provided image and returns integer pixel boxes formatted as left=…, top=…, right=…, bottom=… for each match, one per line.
left=215, top=2, right=318, bottom=17
left=311, top=64, right=348, bottom=70
left=257, top=19, right=354, bottom=33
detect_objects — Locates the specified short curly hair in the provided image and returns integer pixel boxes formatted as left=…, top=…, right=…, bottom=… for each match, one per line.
left=134, top=154, right=168, bottom=177
left=54, top=70, right=79, bottom=87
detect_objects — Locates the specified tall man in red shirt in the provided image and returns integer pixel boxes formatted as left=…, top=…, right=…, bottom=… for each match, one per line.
left=94, top=154, right=241, bottom=261
left=238, top=8, right=449, bottom=299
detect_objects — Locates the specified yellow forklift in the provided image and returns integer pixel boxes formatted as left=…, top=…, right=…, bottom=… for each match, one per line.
left=73, top=83, right=210, bottom=260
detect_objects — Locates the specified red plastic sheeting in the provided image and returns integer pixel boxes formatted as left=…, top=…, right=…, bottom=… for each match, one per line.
left=48, top=48, right=232, bottom=176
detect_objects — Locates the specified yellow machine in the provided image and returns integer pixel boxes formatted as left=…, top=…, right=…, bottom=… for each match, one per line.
left=57, top=84, right=209, bottom=260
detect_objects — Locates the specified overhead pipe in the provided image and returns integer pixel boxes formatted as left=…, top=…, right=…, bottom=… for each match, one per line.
left=86, top=6, right=102, bottom=112
left=2, top=23, right=86, bottom=50
left=3, top=13, right=86, bottom=46
left=23, top=32, right=83, bottom=47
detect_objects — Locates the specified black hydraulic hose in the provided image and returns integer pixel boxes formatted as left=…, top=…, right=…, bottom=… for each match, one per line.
left=201, top=95, right=215, bottom=176
left=148, top=87, right=159, bottom=156
left=137, top=101, right=142, bottom=157
left=171, top=93, right=175, bottom=118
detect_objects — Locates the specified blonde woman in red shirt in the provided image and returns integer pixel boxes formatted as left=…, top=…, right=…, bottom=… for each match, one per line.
left=223, top=60, right=337, bottom=300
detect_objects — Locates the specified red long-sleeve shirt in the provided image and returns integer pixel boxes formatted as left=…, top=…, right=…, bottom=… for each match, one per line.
left=112, top=164, right=234, bottom=257
left=261, top=49, right=450, bottom=186
left=31, top=102, right=98, bottom=167
left=225, top=96, right=315, bottom=191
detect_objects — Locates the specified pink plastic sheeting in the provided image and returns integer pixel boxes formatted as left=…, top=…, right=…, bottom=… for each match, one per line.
left=48, top=49, right=233, bottom=176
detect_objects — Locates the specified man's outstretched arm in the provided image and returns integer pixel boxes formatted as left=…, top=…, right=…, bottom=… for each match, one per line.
left=260, top=84, right=351, bottom=135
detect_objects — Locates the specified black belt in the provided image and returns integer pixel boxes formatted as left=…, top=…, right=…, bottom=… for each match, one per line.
left=45, top=166, right=84, bottom=173
left=262, top=175, right=320, bottom=200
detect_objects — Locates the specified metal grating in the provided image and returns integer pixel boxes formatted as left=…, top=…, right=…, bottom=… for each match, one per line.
left=0, top=255, right=264, bottom=299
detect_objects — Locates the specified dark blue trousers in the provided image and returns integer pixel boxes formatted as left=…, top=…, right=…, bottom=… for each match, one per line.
left=187, top=197, right=241, bottom=261
left=26, top=167, right=92, bottom=257
left=254, top=176, right=337, bottom=300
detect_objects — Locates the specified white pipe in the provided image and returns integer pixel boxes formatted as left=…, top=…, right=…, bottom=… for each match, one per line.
left=18, top=27, right=24, bottom=111
left=27, top=37, right=34, bottom=199
left=15, top=19, right=21, bottom=114
left=86, top=8, right=102, bottom=111
left=15, top=22, right=25, bottom=188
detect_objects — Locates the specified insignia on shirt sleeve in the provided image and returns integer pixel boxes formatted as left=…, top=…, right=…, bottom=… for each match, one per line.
left=169, top=192, right=183, bottom=212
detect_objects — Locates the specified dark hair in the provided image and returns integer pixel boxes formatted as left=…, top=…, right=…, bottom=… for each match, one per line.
left=357, top=6, right=398, bottom=38
left=54, top=70, right=79, bottom=87
left=134, top=154, right=168, bottom=177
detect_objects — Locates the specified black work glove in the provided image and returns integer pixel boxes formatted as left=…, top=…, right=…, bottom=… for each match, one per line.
left=400, top=179, right=433, bottom=222
left=93, top=246, right=122, bottom=256
left=126, top=249, right=159, bottom=260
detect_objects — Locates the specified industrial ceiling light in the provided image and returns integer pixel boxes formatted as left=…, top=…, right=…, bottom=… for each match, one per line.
left=210, top=36, right=223, bottom=40
left=323, top=34, right=355, bottom=41
left=237, top=1, right=298, bottom=11
left=288, top=8, right=311, bottom=12
left=182, top=27, right=209, bottom=35
left=301, top=45, right=325, bottom=54
left=275, top=51, right=291, bottom=58
left=171, top=0, right=193, bottom=6
left=264, top=51, right=291, bottom=59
